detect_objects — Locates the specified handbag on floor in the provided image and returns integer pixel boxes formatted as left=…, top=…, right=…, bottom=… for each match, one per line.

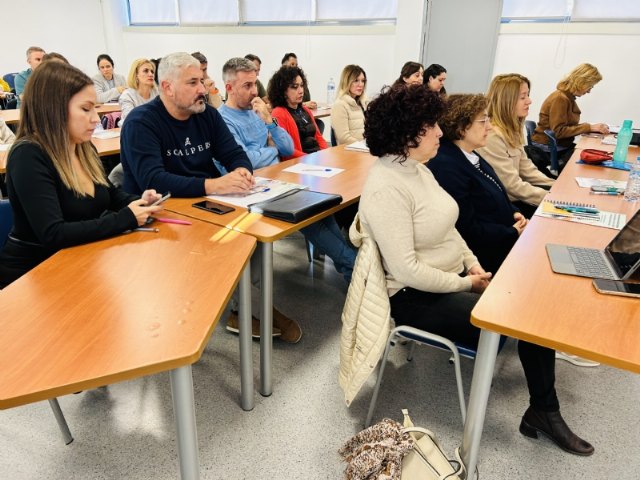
left=400, top=409, right=465, bottom=480
left=339, top=410, right=467, bottom=480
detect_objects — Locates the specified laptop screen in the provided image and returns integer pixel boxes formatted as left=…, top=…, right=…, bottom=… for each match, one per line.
left=606, top=209, right=640, bottom=278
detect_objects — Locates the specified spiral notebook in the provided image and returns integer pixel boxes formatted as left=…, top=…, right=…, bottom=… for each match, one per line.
left=535, top=200, right=626, bottom=230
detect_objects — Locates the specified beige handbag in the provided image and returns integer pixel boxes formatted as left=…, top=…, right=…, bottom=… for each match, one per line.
left=400, top=409, right=465, bottom=480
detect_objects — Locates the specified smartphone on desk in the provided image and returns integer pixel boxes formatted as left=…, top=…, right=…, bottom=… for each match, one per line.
left=192, top=200, right=235, bottom=215
left=593, top=279, right=640, bottom=298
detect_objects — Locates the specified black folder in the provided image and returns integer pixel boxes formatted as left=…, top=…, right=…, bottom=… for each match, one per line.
left=248, top=189, right=342, bottom=223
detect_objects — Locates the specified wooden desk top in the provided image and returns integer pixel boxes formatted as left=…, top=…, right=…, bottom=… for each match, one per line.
left=0, top=214, right=255, bottom=409
left=165, top=145, right=376, bottom=242
left=0, top=103, right=120, bottom=126
left=0, top=130, right=120, bottom=174
left=471, top=140, right=640, bottom=373
left=310, top=106, right=331, bottom=119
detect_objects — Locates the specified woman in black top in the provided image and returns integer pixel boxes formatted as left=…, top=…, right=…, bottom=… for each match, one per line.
left=0, top=61, right=162, bottom=288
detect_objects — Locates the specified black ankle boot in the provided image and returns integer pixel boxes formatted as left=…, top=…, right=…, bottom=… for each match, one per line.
left=519, top=406, right=594, bottom=456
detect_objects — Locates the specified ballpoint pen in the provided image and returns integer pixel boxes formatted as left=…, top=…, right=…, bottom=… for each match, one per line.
left=134, top=227, right=159, bottom=232
left=553, top=205, right=599, bottom=214
left=302, top=168, right=332, bottom=172
left=590, top=191, right=623, bottom=196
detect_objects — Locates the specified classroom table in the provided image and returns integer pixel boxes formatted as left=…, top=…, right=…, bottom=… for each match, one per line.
left=310, top=106, right=332, bottom=119
left=0, top=103, right=121, bottom=125
left=0, top=214, right=256, bottom=480
left=460, top=138, right=640, bottom=478
left=165, top=145, right=375, bottom=402
left=0, top=129, right=120, bottom=174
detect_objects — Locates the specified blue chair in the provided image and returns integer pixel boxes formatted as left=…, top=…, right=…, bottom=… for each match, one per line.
left=543, top=129, right=560, bottom=176
left=524, top=120, right=536, bottom=145
left=3, top=73, right=17, bottom=92
left=365, top=324, right=507, bottom=428
left=0, top=199, right=74, bottom=445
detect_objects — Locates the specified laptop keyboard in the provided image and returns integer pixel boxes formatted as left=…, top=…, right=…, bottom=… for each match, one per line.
left=567, top=247, right=615, bottom=279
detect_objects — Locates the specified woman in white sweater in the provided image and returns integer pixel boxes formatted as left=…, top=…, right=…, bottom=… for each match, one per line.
left=358, top=83, right=594, bottom=456
left=92, top=54, right=127, bottom=104
left=478, top=73, right=554, bottom=218
left=331, top=65, right=368, bottom=145
left=119, top=58, right=159, bottom=123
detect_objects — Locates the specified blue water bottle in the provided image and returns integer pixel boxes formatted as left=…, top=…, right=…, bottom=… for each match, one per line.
left=613, top=119, right=633, bottom=167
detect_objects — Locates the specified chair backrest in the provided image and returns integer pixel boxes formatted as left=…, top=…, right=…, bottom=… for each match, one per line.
left=0, top=199, right=14, bottom=250
left=543, top=129, right=559, bottom=175
left=524, top=120, right=536, bottom=146
left=3, top=73, right=17, bottom=92
left=330, top=127, right=337, bottom=147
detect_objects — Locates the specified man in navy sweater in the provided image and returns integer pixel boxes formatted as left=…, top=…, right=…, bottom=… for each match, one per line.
left=121, top=51, right=296, bottom=341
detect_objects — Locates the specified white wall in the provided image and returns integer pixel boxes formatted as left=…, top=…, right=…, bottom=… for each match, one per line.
left=2, top=0, right=107, bottom=76
left=493, top=23, right=640, bottom=128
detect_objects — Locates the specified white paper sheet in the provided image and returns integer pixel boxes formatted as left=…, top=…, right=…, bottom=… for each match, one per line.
left=574, top=177, right=627, bottom=189
left=282, top=163, right=344, bottom=178
left=205, top=176, right=307, bottom=208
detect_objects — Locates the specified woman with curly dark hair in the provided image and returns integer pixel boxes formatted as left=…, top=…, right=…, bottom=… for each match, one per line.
left=268, top=66, right=327, bottom=160
left=358, top=85, right=594, bottom=457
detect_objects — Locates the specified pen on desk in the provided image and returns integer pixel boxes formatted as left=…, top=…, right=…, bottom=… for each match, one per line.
left=302, top=168, right=332, bottom=172
left=155, top=217, right=192, bottom=225
left=590, top=191, right=622, bottom=196
left=134, top=227, right=159, bottom=232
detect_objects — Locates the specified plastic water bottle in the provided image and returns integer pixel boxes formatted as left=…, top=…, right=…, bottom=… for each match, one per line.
left=326, top=77, right=336, bottom=106
left=613, top=119, right=633, bottom=167
left=624, top=156, right=640, bottom=202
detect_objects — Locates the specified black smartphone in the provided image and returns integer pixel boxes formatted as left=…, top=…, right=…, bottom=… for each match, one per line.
left=192, top=200, right=235, bottom=215
left=592, top=279, right=640, bottom=298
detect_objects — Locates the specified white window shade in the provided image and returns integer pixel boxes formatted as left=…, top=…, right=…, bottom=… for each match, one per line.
left=129, top=0, right=178, bottom=24
left=502, top=0, right=570, bottom=19
left=572, top=0, right=640, bottom=20
left=178, top=0, right=239, bottom=24
left=242, top=0, right=313, bottom=22
left=316, top=0, right=397, bottom=21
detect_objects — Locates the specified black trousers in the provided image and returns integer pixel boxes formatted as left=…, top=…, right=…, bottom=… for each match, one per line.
left=390, top=287, right=559, bottom=412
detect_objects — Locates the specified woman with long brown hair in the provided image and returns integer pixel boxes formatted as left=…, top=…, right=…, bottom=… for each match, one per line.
left=0, top=61, right=161, bottom=288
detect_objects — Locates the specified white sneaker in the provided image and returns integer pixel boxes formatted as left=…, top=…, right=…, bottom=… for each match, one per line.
left=555, top=351, right=600, bottom=367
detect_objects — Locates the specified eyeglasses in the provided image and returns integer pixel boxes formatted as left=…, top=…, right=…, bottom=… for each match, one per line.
left=474, top=116, right=492, bottom=127
left=289, top=83, right=304, bottom=90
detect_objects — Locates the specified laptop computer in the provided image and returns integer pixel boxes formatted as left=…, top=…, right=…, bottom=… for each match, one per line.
left=546, top=209, right=640, bottom=279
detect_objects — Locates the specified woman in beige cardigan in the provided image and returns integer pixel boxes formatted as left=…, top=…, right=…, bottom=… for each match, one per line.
left=330, top=65, right=368, bottom=145
left=478, top=73, right=554, bottom=218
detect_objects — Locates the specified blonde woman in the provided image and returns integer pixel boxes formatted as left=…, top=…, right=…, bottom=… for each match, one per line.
left=119, top=58, right=159, bottom=123
left=0, top=61, right=161, bottom=288
left=532, top=63, right=609, bottom=150
left=478, top=73, right=554, bottom=218
left=331, top=65, right=368, bottom=145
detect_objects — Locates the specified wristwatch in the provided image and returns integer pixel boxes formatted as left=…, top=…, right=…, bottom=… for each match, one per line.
left=266, top=117, right=278, bottom=129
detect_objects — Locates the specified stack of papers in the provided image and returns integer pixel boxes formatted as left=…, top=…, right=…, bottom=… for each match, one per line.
left=535, top=201, right=626, bottom=230
left=345, top=140, right=369, bottom=152
left=92, top=130, right=120, bottom=139
left=206, top=176, right=307, bottom=209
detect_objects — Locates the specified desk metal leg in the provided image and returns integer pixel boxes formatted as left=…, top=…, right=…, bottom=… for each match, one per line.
left=259, top=241, right=273, bottom=397
left=48, top=398, right=73, bottom=445
left=170, top=365, right=200, bottom=480
left=238, top=263, right=254, bottom=411
left=460, top=330, right=500, bottom=480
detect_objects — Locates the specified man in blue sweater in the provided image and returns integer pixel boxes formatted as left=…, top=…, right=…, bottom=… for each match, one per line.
left=219, top=57, right=356, bottom=342
left=15, top=46, right=45, bottom=107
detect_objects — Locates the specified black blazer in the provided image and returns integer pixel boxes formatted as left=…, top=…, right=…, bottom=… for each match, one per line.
left=428, top=139, right=519, bottom=273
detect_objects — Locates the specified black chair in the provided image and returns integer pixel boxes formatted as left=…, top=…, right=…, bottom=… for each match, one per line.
left=524, top=120, right=536, bottom=145
left=330, top=127, right=337, bottom=147
left=0, top=199, right=74, bottom=445
left=543, top=129, right=560, bottom=176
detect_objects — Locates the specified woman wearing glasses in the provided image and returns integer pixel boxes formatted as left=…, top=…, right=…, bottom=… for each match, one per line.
left=428, top=94, right=527, bottom=274
left=268, top=66, right=327, bottom=160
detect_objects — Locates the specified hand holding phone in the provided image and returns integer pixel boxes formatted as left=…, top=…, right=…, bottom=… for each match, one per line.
left=149, top=192, right=171, bottom=207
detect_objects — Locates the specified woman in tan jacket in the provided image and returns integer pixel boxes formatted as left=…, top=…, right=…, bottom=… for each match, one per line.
left=478, top=73, right=554, bottom=218
left=330, top=65, right=368, bottom=145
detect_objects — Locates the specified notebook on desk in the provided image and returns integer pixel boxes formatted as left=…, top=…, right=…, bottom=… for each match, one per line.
left=248, top=189, right=342, bottom=223
left=546, top=209, right=640, bottom=279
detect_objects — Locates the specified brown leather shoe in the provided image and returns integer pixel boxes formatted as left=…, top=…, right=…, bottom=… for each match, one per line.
left=273, top=308, right=302, bottom=344
left=520, top=406, right=594, bottom=456
left=226, top=311, right=281, bottom=338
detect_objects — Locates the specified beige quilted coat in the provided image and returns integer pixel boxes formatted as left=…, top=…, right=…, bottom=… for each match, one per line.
left=339, top=215, right=392, bottom=406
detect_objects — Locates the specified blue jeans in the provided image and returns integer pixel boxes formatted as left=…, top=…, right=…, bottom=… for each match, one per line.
left=301, top=215, right=356, bottom=283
